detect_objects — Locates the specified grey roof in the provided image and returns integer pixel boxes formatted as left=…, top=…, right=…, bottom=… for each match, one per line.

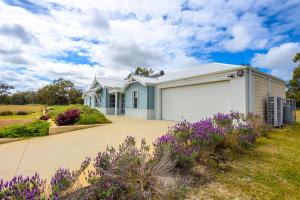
left=97, top=78, right=125, bottom=88
left=155, top=63, right=242, bottom=83
left=87, top=62, right=284, bottom=92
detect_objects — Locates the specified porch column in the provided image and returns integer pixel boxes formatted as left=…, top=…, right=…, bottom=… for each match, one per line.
left=115, top=92, right=118, bottom=116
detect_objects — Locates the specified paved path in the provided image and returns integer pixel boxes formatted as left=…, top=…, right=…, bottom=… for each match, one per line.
left=0, top=116, right=174, bottom=181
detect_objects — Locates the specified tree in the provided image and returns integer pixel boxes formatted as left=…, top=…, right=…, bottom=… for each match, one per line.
left=37, top=78, right=83, bottom=105
left=126, top=67, right=153, bottom=79
left=0, top=83, right=14, bottom=104
left=287, top=53, right=300, bottom=107
left=0, top=83, right=14, bottom=95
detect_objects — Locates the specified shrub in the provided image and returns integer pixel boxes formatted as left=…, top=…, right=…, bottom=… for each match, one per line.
left=0, top=173, right=46, bottom=199
left=15, top=110, right=29, bottom=115
left=56, top=109, right=80, bottom=126
left=84, top=136, right=179, bottom=200
left=0, top=120, right=50, bottom=138
left=51, top=157, right=91, bottom=198
left=154, top=133, right=198, bottom=170
left=76, top=107, right=110, bottom=125
left=0, top=110, right=14, bottom=116
left=40, top=114, right=50, bottom=120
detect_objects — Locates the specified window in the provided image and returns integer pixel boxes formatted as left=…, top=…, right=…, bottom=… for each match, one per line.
left=132, top=90, right=138, bottom=109
left=109, top=94, right=115, bottom=108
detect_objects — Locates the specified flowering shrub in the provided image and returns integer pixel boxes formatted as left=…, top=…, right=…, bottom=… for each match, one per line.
left=84, top=136, right=179, bottom=200
left=39, top=114, right=50, bottom=120
left=0, top=112, right=268, bottom=199
left=191, top=118, right=224, bottom=149
left=0, top=173, right=46, bottom=199
left=51, top=157, right=91, bottom=198
left=56, top=109, right=80, bottom=126
left=213, top=113, right=234, bottom=133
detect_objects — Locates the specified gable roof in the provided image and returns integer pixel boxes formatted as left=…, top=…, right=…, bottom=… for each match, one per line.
left=97, top=78, right=125, bottom=88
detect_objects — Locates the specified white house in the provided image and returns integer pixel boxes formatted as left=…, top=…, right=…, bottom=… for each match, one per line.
left=83, top=63, right=286, bottom=122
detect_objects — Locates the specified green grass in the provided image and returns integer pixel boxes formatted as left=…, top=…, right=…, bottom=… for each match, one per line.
left=189, top=111, right=300, bottom=200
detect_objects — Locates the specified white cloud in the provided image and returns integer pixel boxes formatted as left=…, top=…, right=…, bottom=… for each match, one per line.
left=0, top=0, right=299, bottom=90
left=251, top=42, right=300, bottom=80
left=223, top=13, right=269, bottom=52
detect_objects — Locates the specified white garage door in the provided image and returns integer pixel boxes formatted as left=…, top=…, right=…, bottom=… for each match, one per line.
left=161, top=81, right=231, bottom=122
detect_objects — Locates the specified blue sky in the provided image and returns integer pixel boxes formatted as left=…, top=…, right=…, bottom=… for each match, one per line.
left=0, top=0, right=299, bottom=90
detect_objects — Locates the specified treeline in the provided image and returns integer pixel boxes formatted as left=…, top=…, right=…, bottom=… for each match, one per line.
left=0, top=79, right=83, bottom=105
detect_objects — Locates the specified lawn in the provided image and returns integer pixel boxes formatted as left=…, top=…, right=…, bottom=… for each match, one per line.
left=189, top=110, right=300, bottom=200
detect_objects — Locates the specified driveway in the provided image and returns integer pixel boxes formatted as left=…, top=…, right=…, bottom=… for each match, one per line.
left=0, top=116, right=174, bottom=181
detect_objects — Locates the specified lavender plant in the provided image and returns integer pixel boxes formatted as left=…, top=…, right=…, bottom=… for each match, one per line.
left=51, top=157, right=91, bottom=198
left=0, top=173, right=46, bottom=199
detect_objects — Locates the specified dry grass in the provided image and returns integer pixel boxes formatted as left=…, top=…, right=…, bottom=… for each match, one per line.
left=188, top=122, right=300, bottom=200
left=0, top=119, right=33, bottom=128
left=0, top=105, right=43, bottom=127
left=296, top=109, right=300, bottom=122
left=0, top=104, right=43, bottom=112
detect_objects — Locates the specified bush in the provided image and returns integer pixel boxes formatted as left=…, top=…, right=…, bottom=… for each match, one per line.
left=15, top=110, right=29, bottom=115
left=0, top=173, right=46, bottom=199
left=56, top=109, right=80, bottom=126
left=76, top=107, right=110, bottom=125
left=0, top=110, right=14, bottom=116
left=51, top=157, right=91, bottom=198
left=83, top=136, right=179, bottom=200
left=0, top=120, right=50, bottom=138
left=49, top=105, right=110, bottom=125
left=40, top=114, right=50, bottom=120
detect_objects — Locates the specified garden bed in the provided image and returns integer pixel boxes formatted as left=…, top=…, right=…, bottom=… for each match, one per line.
left=0, top=105, right=110, bottom=143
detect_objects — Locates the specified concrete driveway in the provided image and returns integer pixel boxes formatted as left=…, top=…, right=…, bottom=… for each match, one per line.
left=0, top=116, right=174, bottom=181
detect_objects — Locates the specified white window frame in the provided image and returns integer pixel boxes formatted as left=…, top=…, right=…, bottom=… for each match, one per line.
left=132, top=89, right=139, bottom=109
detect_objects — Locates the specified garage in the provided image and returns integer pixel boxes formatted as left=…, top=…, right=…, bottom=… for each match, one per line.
left=161, top=81, right=232, bottom=121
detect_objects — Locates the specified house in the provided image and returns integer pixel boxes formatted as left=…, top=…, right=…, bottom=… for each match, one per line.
left=83, top=63, right=286, bottom=122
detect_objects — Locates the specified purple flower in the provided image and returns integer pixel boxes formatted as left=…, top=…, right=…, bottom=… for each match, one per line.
left=154, top=134, right=175, bottom=146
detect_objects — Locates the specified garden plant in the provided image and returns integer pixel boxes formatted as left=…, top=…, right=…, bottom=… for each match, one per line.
left=0, top=111, right=269, bottom=199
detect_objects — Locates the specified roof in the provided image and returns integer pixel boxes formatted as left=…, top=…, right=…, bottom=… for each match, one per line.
left=155, top=63, right=243, bottom=83
left=86, top=62, right=285, bottom=92
left=97, top=78, right=125, bottom=88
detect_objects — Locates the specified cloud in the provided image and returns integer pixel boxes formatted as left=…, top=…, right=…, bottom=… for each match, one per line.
left=89, top=10, right=110, bottom=31
left=251, top=42, right=300, bottom=80
left=100, top=40, right=165, bottom=69
left=0, top=0, right=299, bottom=91
left=0, top=24, right=39, bottom=44
left=223, top=13, right=269, bottom=52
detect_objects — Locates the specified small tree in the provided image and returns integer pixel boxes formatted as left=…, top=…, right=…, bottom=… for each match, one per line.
left=126, top=67, right=153, bottom=79
left=0, top=83, right=14, bottom=95
left=287, top=53, right=300, bottom=107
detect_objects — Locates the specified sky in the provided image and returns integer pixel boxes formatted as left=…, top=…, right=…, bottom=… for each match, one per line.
left=0, top=0, right=299, bottom=91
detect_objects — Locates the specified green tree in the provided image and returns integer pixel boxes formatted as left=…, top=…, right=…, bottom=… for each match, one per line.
left=0, top=83, right=14, bottom=104
left=37, top=78, right=83, bottom=105
left=126, top=67, right=153, bottom=79
left=287, top=53, right=300, bottom=106
left=0, top=83, right=14, bottom=95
